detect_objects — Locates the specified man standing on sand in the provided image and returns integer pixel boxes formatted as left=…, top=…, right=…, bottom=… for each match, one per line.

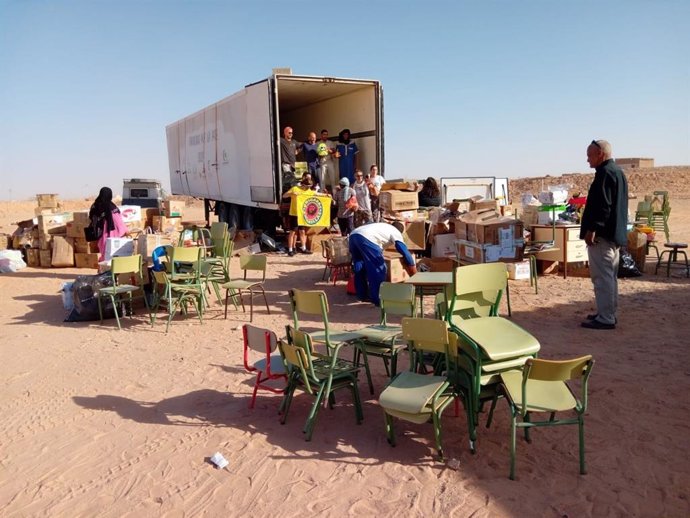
left=580, top=139, right=628, bottom=330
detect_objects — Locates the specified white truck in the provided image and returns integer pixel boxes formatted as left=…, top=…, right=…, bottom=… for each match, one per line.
left=165, top=71, right=384, bottom=230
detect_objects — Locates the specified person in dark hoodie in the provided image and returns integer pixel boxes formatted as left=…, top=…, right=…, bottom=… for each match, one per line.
left=335, top=128, right=359, bottom=185
left=88, top=187, right=128, bottom=261
left=579, top=139, right=628, bottom=330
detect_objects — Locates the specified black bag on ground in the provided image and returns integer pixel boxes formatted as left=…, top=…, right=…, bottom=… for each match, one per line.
left=64, top=272, right=117, bottom=322
left=618, top=249, right=642, bottom=278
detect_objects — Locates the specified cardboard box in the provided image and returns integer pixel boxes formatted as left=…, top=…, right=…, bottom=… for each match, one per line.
left=402, top=220, right=426, bottom=251
left=0, top=233, right=9, bottom=251
left=163, top=200, right=185, bottom=218
left=233, top=231, right=257, bottom=256
left=39, top=249, right=52, bottom=268
left=143, top=208, right=160, bottom=227
left=39, top=232, right=66, bottom=251
left=379, top=190, right=420, bottom=212
left=73, top=237, right=89, bottom=254
left=73, top=211, right=90, bottom=225
left=37, top=212, right=73, bottom=236
left=124, top=219, right=144, bottom=233
left=104, top=237, right=134, bottom=261
left=383, top=251, right=410, bottom=283
left=75, top=252, right=100, bottom=269
left=51, top=236, right=75, bottom=267
left=66, top=220, right=88, bottom=238
left=137, top=232, right=175, bottom=259
left=307, top=232, right=334, bottom=254
left=470, top=198, right=499, bottom=212
left=417, top=256, right=456, bottom=272
left=151, top=216, right=183, bottom=233
left=500, top=204, right=515, bottom=217
left=119, top=205, right=142, bottom=223
left=456, top=239, right=525, bottom=264
left=507, top=260, right=531, bottom=280
left=519, top=205, right=540, bottom=226
left=36, top=193, right=60, bottom=208
left=26, top=248, right=40, bottom=267
left=431, top=233, right=457, bottom=258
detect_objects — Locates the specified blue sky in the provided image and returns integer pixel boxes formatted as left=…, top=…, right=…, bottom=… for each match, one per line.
left=1, top=0, right=688, bottom=200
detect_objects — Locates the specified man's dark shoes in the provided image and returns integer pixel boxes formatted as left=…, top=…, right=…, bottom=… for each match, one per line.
left=581, top=319, right=616, bottom=330
left=586, top=313, right=617, bottom=324
left=299, top=248, right=313, bottom=255
left=287, top=250, right=295, bottom=257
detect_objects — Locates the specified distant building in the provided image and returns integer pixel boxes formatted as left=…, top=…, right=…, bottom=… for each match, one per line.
left=616, top=158, right=654, bottom=169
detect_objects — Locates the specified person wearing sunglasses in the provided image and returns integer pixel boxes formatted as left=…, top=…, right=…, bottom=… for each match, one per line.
left=353, top=170, right=373, bottom=228
left=580, top=139, right=628, bottom=330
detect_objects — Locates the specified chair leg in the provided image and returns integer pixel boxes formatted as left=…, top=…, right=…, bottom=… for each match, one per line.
left=384, top=413, right=396, bottom=446
left=486, top=391, right=499, bottom=429
left=523, top=412, right=532, bottom=443
left=111, top=295, right=122, bottom=330
left=432, top=410, right=444, bottom=460
left=305, top=386, right=326, bottom=441
left=249, top=372, right=262, bottom=409
left=509, top=410, right=517, bottom=480
left=97, top=294, right=104, bottom=324
left=351, top=376, right=363, bottom=424
left=579, top=414, right=587, bottom=475
left=357, top=342, right=375, bottom=395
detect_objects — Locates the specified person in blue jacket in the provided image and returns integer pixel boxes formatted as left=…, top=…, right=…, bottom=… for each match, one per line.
left=335, top=128, right=359, bottom=185
left=348, top=222, right=417, bottom=306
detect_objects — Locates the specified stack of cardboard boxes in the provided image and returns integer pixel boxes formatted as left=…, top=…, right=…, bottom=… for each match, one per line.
left=6, top=196, right=187, bottom=270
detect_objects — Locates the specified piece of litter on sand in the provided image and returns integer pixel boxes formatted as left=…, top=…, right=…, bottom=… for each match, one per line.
left=446, top=458, right=461, bottom=470
left=210, top=452, right=229, bottom=469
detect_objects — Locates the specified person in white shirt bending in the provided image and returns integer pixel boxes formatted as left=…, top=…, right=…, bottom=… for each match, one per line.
left=348, top=222, right=417, bottom=306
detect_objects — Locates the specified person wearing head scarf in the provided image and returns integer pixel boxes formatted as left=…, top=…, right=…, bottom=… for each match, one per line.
left=335, top=128, right=359, bottom=185
left=88, top=187, right=128, bottom=261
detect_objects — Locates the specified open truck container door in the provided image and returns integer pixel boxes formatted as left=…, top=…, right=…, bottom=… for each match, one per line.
left=166, top=72, right=383, bottom=230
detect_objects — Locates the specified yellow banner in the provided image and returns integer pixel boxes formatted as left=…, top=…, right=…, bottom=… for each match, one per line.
left=296, top=194, right=331, bottom=227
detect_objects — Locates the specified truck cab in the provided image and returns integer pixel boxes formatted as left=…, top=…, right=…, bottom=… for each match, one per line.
left=122, top=178, right=165, bottom=209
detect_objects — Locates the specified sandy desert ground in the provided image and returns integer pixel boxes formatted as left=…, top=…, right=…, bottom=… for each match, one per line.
left=1, top=171, right=689, bottom=517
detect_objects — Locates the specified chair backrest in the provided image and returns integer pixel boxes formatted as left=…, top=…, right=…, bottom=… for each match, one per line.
left=210, top=221, right=228, bottom=241
left=290, top=289, right=329, bottom=321
left=281, top=325, right=318, bottom=392
left=326, top=237, right=351, bottom=265
left=522, top=355, right=594, bottom=415
left=379, top=282, right=415, bottom=324
left=170, top=246, right=202, bottom=279
left=401, top=317, right=455, bottom=374
left=111, top=254, right=142, bottom=277
left=525, top=356, right=593, bottom=382
left=449, top=263, right=506, bottom=319
left=240, top=254, right=267, bottom=280
left=243, top=324, right=278, bottom=374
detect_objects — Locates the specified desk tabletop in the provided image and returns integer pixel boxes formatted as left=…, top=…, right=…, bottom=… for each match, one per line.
left=405, top=272, right=453, bottom=286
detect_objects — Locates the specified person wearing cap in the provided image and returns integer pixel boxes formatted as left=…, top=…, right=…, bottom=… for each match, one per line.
left=282, top=173, right=316, bottom=256
left=334, top=177, right=356, bottom=236
left=335, top=128, right=359, bottom=185
left=349, top=222, right=417, bottom=306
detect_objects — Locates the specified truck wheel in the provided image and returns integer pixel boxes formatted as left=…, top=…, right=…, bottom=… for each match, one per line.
left=240, top=206, right=254, bottom=231
left=220, top=203, right=240, bottom=230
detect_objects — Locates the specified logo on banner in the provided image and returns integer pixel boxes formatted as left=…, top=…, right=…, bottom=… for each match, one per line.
left=302, top=196, right=324, bottom=226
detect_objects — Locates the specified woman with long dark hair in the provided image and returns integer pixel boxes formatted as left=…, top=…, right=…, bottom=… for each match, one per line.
left=418, top=177, right=442, bottom=207
left=88, top=187, right=128, bottom=261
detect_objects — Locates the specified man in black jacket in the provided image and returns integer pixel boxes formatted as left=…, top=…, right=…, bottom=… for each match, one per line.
left=580, top=139, right=628, bottom=330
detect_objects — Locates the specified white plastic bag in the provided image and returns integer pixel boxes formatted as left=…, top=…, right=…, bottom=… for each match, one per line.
left=0, top=250, right=27, bottom=273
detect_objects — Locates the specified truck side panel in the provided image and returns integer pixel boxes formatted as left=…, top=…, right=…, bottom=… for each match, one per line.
left=204, top=105, right=221, bottom=200
left=185, top=111, right=208, bottom=198
left=217, top=91, right=250, bottom=205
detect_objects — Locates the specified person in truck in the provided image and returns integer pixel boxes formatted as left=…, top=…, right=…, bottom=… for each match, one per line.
left=280, top=126, right=302, bottom=190
left=335, top=128, right=359, bottom=185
